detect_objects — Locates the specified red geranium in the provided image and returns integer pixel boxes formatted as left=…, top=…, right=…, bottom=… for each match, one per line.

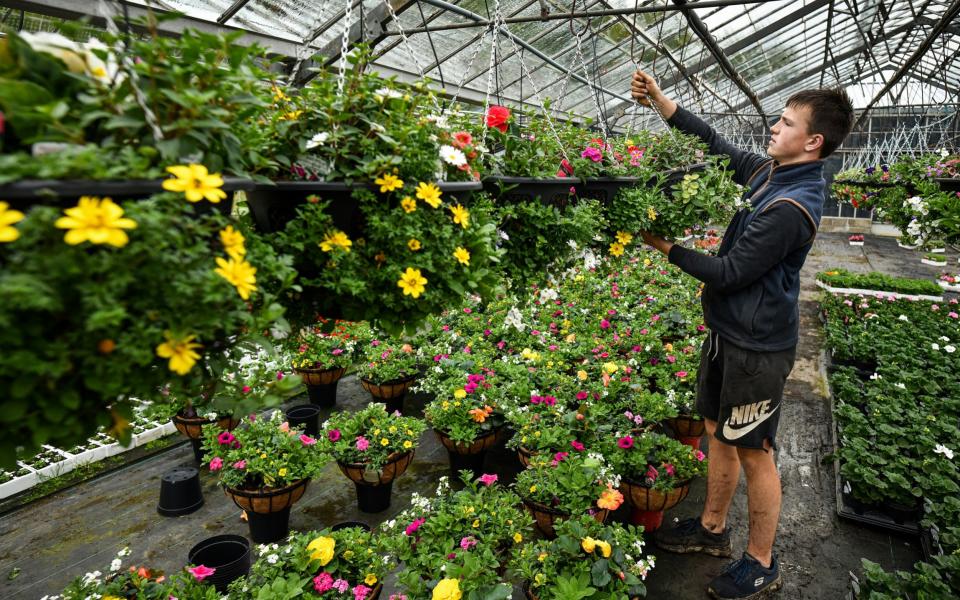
left=485, top=105, right=511, bottom=132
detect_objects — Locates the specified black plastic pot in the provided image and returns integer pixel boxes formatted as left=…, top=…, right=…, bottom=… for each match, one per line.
left=247, top=507, right=293, bottom=543
left=447, top=449, right=487, bottom=479
left=354, top=481, right=394, bottom=513
left=306, top=380, right=340, bottom=408
left=188, top=534, right=251, bottom=593
left=157, top=466, right=204, bottom=517
left=285, top=404, right=322, bottom=437
left=332, top=520, right=371, bottom=532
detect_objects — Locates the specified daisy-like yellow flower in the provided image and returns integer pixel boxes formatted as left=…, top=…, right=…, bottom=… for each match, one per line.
left=0, top=202, right=26, bottom=243
left=403, top=440, right=413, bottom=449
left=220, top=225, right=246, bottom=259
left=415, top=182, right=442, bottom=208
left=453, top=247, right=471, bottom=266
left=278, top=467, right=288, bottom=477
left=449, top=204, right=469, bottom=229
left=155, top=331, right=202, bottom=375
left=453, top=389, right=467, bottom=399
left=162, top=164, right=227, bottom=203
left=375, top=173, right=404, bottom=193
left=400, top=196, right=417, bottom=213
left=320, top=230, right=352, bottom=253
left=647, top=206, right=657, bottom=221
left=280, top=110, right=303, bottom=121
left=271, top=85, right=289, bottom=102
left=513, top=533, right=523, bottom=544
left=609, top=242, right=625, bottom=257
left=54, top=196, right=137, bottom=248
left=381, top=438, right=389, bottom=446
left=408, top=238, right=422, bottom=251
left=615, top=231, right=633, bottom=245
left=364, top=574, right=378, bottom=586
left=215, top=256, right=258, bottom=300
left=397, top=267, right=427, bottom=298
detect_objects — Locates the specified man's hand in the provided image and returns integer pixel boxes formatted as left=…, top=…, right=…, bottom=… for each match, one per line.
left=631, top=70, right=678, bottom=119
left=641, top=230, right=674, bottom=257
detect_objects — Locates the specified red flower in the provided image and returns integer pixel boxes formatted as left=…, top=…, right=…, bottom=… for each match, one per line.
left=452, top=131, right=473, bottom=148
left=485, top=105, right=510, bottom=132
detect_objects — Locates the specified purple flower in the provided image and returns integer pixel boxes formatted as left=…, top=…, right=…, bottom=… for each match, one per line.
left=334, top=579, right=350, bottom=593
left=581, top=147, right=603, bottom=162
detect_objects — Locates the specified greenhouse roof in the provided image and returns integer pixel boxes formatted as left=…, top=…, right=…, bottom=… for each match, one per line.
left=5, top=0, right=960, bottom=133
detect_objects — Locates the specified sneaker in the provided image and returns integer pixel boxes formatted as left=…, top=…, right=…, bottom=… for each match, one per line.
left=653, top=517, right=733, bottom=557
left=707, top=552, right=783, bottom=599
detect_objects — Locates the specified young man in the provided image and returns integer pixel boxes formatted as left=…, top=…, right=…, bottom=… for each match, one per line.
left=630, top=70, right=854, bottom=600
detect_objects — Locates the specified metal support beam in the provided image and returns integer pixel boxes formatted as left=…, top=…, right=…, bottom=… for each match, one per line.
left=853, top=0, right=960, bottom=129
left=670, top=0, right=768, bottom=129
left=217, top=0, right=253, bottom=25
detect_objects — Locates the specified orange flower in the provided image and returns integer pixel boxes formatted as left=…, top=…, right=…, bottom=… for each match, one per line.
left=483, top=405, right=494, bottom=414
left=468, top=408, right=488, bottom=423
left=597, top=485, right=624, bottom=511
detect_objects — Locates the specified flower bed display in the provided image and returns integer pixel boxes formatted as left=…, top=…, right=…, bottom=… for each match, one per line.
left=816, top=269, right=944, bottom=299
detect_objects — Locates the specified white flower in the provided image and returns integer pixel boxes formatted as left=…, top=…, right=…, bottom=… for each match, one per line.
left=80, top=571, right=102, bottom=586
left=946, top=345, right=956, bottom=353
left=932, top=343, right=940, bottom=351
left=110, top=558, right=122, bottom=572
left=117, top=547, right=131, bottom=557
left=439, top=145, right=467, bottom=167
left=374, top=87, right=403, bottom=100
left=505, top=307, right=526, bottom=332
left=934, top=444, right=954, bottom=459
left=498, top=229, right=510, bottom=241
left=539, top=288, right=558, bottom=303
left=306, top=132, right=329, bottom=150
left=869, top=372, right=881, bottom=380
left=895, top=382, right=906, bottom=389
left=267, top=554, right=279, bottom=564
left=940, top=148, right=949, bottom=158
left=567, top=239, right=579, bottom=251
left=898, top=314, right=909, bottom=322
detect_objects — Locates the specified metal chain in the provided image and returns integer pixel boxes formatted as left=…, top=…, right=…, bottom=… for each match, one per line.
left=336, top=0, right=356, bottom=100
left=381, top=0, right=442, bottom=112
left=479, top=0, right=504, bottom=151
left=445, top=30, right=489, bottom=110
left=571, top=19, right=608, bottom=140
left=98, top=0, right=165, bottom=142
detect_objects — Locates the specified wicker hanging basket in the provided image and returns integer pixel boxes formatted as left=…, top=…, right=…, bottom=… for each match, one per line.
left=359, top=375, right=417, bottom=400
left=435, top=427, right=506, bottom=456
left=337, top=451, right=415, bottom=486
left=619, top=477, right=691, bottom=512
left=666, top=415, right=706, bottom=438
left=225, top=478, right=310, bottom=514
left=521, top=498, right=608, bottom=539
left=294, top=366, right=346, bottom=386
left=172, top=412, right=240, bottom=440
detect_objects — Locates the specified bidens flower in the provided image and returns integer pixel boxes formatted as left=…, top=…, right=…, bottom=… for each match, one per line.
left=453, top=247, right=471, bottom=266
left=156, top=331, right=202, bottom=375
left=449, top=204, right=470, bottom=229
left=397, top=267, right=428, bottom=298
left=320, top=230, right=353, bottom=253
left=416, top=182, right=443, bottom=208
left=162, top=164, right=227, bottom=203
left=306, top=536, right=336, bottom=565
left=0, top=202, right=25, bottom=243
left=375, top=173, right=404, bottom=193
left=55, top=196, right=137, bottom=248
left=219, top=225, right=246, bottom=259
left=214, top=256, right=258, bottom=300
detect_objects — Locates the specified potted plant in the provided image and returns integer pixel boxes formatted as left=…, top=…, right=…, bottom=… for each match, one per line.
left=287, top=319, right=369, bottom=408
left=382, top=473, right=530, bottom=598
left=202, top=410, right=328, bottom=543
left=849, top=234, right=865, bottom=246
left=509, top=515, right=654, bottom=600
left=515, top=453, right=623, bottom=538
left=228, top=526, right=393, bottom=600
left=922, top=252, right=948, bottom=266
left=356, top=337, right=421, bottom=413
left=603, top=432, right=708, bottom=531
left=319, top=403, right=426, bottom=513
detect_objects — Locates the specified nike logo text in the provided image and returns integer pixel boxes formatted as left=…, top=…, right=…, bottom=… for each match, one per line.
left=722, top=401, right=779, bottom=440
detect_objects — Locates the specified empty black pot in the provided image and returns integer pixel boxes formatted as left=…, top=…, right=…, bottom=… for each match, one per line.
left=285, top=404, right=322, bottom=437
left=306, top=380, right=340, bottom=408
left=247, top=507, right=293, bottom=543
left=187, top=534, right=251, bottom=592
left=354, top=481, right=394, bottom=513
left=157, top=466, right=204, bottom=517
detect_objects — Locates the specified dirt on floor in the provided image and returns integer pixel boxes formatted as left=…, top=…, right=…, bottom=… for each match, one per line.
left=2, top=232, right=951, bottom=599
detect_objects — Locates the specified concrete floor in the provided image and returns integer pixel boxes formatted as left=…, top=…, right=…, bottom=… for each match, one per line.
left=1, top=232, right=953, bottom=599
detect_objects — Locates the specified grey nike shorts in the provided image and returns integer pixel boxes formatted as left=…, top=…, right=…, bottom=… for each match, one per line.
left=695, top=331, right=796, bottom=451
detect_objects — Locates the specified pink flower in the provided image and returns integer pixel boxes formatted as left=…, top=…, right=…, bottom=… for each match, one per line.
left=551, top=451, right=569, bottom=466
left=460, top=536, right=477, bottom=550
left=299, top=344, right=308, bottom=353
left=280, top=421, right=290, bottom=433
left=695, top=450, right=706, bottom=461
left=354, top=585, right=372, bottom=600
left=618, top=436, right=634, bottom=449
left=232, top=460, right=246, bottom=469
left=463, top=307, right=473, bottom=314
left=531, top=329, right=541, bottom=336
left=447, top=552, right=457, bottom=559
left=188, top=565, right=216, bottom=582
left=949, top=312, right=959, bottom=319
left=665, top=463, right=676, bottom=476
left=570, top=440, right=585, bottom=451
left=405, top=517, right=425, bottom=535
left=356, top=436, right=370, bottom=451
left=334, top=579, right=350, bottom=593
left=479, top=473, right=498, bottom=486
left=576, top=391, right=588, bottom=401
left=389, top=595, right=408, bottom=600
left=217, top=431, right=236, bottom=446
left=581, top=146, right=603, bottom=162
left=300, top=434, right=317, bottom=446
left=277, top=371, right=284, bottom=380
left=372, top=339, right=382, bottom=346
left=242, top=385, right=252, bottom=394
left=675, top=371, right=689, bottom=378
left=332, top=348, right=344, bottom=355
left=314, top=572, right=334, bottom=593
left=530, top=395, right=541, bottom=405
left=639, top=328, right=649, bottom=335
left=645, top=465, right=659, bottom=482
left=543, top=395, right=557, bottom=407
left=483, top=329, right=492, bottom=336
left=697, top=324, right=706, bottom=331
left=667, top=355, right=677, bottom=364
left=209, top=457, right=223, bottom=471
left=600, top=319, right=611, bottom=329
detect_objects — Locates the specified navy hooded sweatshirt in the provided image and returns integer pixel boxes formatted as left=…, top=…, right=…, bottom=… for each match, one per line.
left=665, top=106, right=823, bottom=352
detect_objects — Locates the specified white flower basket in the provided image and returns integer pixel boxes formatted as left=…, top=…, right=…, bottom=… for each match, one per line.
left=848, top=241, right=864, bottom=246
left=815, top=279, right=944, bottom=302
left=922, top=258, right=947, bottom=266
left=937, top=280, right=960, bottom=293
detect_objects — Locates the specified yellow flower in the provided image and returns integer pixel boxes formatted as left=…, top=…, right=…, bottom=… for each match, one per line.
left=397, top=267, right=428, bottom=298
left=534, top=573, right=546, bottom=586
left=453, top=389, right=467, bottom=399
left=54, top=197, right=137, bottom=248
left=581, top=537, right=597, bottom=553
left=408, top=238, right=422, bottom=251
left=306, top=536, right=336, bottom=565
left=280, top=110, right=303, bottom=120
left=513, top=532, right=523, bottom=544
left=381, top=438, right=389, bottom=446
left=102, top=596, right=123, bottom=600
left=320, top=230, right=352, bottom=253
left=449, top=204, right=470, bottom=229
left=343, top=550, right=354, bottom=559
left=271, top=85, right=289, bottom=102
left=432, top=578, right=462, bottom=600
left=529, top=485, right=537, bottom=493
left=375, top=173, right=404, bottom=193
left=0, top=202, right=25, bottom=243
left=453, top=247, right=471, bottom=266
left=416, top=182, right=442, bottom=208
left=365, top=574, right=378, bottom=585
left=537, top=552, right=548, bottom=562
left=155, top=331, right=202, bottom=375
left=401, top=196, right=417, bottom=213
left=389, top=426, right=397, bottom=433
left=615, top=231, right=633, bottom=245
left=162, top=164, right=227, bottom=203
left=278, top=467, right=287, bottom=477
left=220, top=225, right=246, bottom=259
left=577, top=370, right=588, bottom=381
left=603, top=362, right=618, bottom=374
left=403, top=440, right=413, bottom=449
left=647, top=206, right=657, bottom=221
left=643, top=258, right=652, bottom=266
left=215, top=256, right=258, bottom=300
left=595, top=540, right=611, bottom=558
left=472, top=519, right=480, bottom=528
left=609, top=242, right=625, bottom=257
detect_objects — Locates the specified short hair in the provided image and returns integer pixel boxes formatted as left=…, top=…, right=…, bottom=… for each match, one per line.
left=785, top=87, right=855, bottom=158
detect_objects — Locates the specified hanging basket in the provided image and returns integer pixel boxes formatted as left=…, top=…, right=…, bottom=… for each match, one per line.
left=225, top=478, right=310, bottom=514
left=435, top=427, right=506, bottom=456
left=337, top=451, right=415, bottom=486
left=521, top=497, right=608, bottom=539
left=171, top=412, right=240, bottom=440
left=359, top=375, right=417, bottom=400
left=517, top=445, right=537, bottom=468
left=666, top=415, right=706, bottom=438
left=482, top=176, right=579, bottom=208
left=619, top=477, right=691, bottom=512
left=294, top=365, right=347, bottom=386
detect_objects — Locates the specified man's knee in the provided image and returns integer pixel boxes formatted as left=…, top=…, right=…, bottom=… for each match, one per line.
left=704, top=418, right=718, bottom=436
left=736, top=443, right=775, bottom=474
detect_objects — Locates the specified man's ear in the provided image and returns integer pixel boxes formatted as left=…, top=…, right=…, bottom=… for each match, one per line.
left=806, top=133, right=824, bottom=154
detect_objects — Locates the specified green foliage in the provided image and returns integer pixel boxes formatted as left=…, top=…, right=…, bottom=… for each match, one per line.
left=816, top=268, right=943, bottom=296
left=318, top=403, right=426, bottom=470
left=286, top=319, right=369, bottom=371
left=354, top=336, right=421, bottom=384
left=600, top=432, right=708, bottom=491
left=516, top=453, right=619, bottom=516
